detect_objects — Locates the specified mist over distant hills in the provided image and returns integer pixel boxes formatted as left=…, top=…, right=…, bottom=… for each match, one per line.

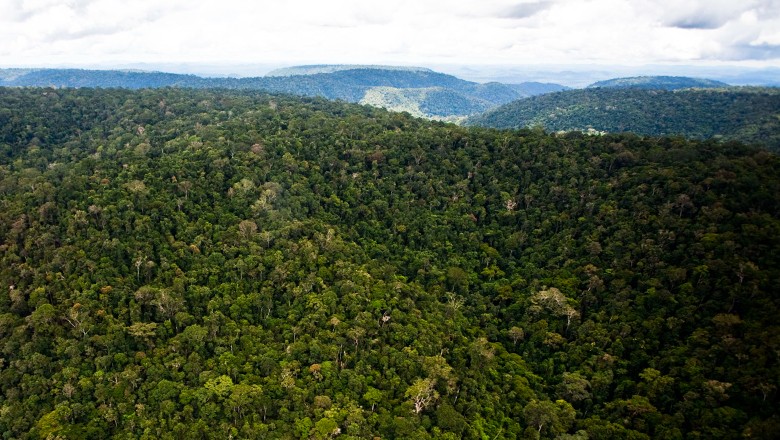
left=265, top=65, right=434, bottom=76
left=434, top=64, right=780, bottom=88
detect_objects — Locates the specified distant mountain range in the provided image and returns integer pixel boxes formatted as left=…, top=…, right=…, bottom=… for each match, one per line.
left=467, top=86, right=780, bottom=152
left=265, top=64, right=434, bottom=76
left=0, top=66, right=567, bottom=119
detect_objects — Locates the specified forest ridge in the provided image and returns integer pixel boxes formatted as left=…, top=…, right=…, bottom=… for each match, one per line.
left=468, top=87, right=780, bottom=152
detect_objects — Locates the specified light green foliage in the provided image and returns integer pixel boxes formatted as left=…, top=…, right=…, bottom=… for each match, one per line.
left=204, top=375, right=234, bottom=399
left=362, top=387, right=383, bottom=411
left=312, top=417, right=340, bottom=439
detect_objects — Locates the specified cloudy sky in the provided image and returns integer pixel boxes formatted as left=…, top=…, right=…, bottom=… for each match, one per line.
left=1, top=0, right=779, bottom=72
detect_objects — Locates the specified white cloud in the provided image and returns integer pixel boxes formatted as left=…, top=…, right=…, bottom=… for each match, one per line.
left=0, top=0, right=778, bottom=68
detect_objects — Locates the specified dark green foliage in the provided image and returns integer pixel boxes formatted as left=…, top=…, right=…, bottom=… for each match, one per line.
left=0, top=87, right=778, bottom=439
left=468, top=87, right=780, bottom=152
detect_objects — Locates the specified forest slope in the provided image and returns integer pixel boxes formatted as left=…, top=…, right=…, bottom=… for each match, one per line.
left=587, top=76, right=729, bottom=90
left=468, top=87, right=780, bottom=152
left=0, top=87, right=778, bottom=439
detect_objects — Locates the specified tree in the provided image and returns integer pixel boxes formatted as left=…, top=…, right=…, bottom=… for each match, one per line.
left=127, top=322, right=158, bottom=346
left=125, top=179, right=149, bottom=211
left=204, top=375, right=234, bottom=400
left=406, top=378, right=439, bottom=414
left=523, top=399, right=575, bottom=436
left=508, top=326, right=525, bottom=345
left=227, top=384, right=262, bottom=421
left=238, top=220, right=258, bottom=240
left=363, top=387, right=383, bottom=412
left=556, top=372, right=591, bottom=403
left=35, top=404, right=71, bottom=439
left=312, top=417, right=340, bottom=439
left=530, top=287, right=579, bottom=331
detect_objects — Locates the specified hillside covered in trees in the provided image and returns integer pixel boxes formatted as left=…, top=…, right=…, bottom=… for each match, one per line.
left=0, top=87, right=778, bottom=439
left=468, top=87, right=780, bottom=152
left=586, top=76, right=729, bottom=90
left=0, top=67, right=566, bottom=120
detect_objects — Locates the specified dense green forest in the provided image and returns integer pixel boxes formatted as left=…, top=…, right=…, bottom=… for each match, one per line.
left=468, top=87, right=780, bottom=152
left=0, top=87, right=778, bottom=439
left=0, top=68, right=566, bottom=119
